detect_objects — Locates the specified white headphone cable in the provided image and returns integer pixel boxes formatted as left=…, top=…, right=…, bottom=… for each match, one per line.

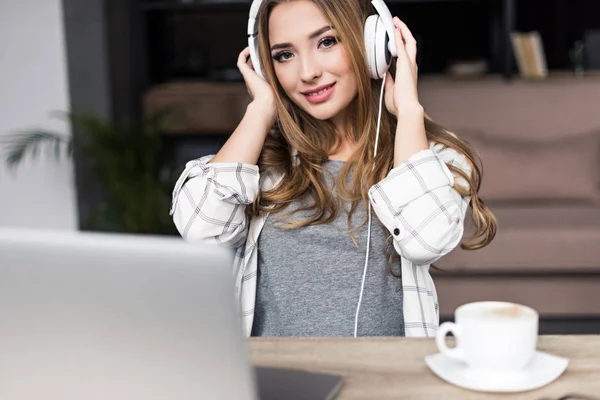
left=353, top=72, right=387, bottom=338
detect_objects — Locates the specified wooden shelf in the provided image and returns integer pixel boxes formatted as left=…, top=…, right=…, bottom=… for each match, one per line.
left=420, top=69, right=600, bottom=82
left=144, top=81, right=251, bottom=135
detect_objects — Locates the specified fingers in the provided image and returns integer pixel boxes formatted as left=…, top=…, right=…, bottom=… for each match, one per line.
left=238, top=47, right=259, bottom=96
left=393, top=17, right=417, bottom=65
left=237, top=47, right=253, bottom=72
left=393, top=22, right=408, bottom=65
left=384, top=71, right=395, bottom=92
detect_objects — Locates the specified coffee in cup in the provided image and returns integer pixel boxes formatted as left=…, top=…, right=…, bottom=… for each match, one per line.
left=435, top=301, right=539, bottom=372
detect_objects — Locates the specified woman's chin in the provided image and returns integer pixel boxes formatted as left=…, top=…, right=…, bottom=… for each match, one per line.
left=299, top=104, right=342, bottom=121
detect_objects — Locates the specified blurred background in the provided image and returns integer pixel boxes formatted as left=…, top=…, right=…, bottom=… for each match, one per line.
left=1, top=0, right=600, bottom=334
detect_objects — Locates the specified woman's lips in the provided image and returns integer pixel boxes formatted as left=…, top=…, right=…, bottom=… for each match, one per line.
left=302, top=83, right=336, bottom=104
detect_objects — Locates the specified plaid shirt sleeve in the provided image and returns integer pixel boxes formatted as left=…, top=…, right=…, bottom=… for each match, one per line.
left=368, top=143, right=471, bottom=265
left=169, top=155, right=260, bottom=247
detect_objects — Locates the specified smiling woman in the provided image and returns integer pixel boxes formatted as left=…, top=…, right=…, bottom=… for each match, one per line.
left=170, top=0, right=497, bottom=340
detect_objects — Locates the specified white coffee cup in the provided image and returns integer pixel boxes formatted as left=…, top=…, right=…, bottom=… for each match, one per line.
left=435, top=301, right=539, bottom=372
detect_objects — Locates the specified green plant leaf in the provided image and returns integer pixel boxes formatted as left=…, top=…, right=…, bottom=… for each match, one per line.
left=2, top=108, right=182, bottom=235
left=1, top=130, right=71, bottom=170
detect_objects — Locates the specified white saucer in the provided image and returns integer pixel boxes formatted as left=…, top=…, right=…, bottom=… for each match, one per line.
left=424, top=351, right=569, bottom=393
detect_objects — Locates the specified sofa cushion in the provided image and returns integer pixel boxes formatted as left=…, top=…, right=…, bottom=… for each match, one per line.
left=435, top=276, right=600, bottom=317
left=419, top=75, right=600, bottom=140
left=434, top=206, right=600, bottom=273
left=457, top=130, right=600, bottom=204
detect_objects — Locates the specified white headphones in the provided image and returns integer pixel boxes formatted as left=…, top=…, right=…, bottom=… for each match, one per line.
left=247, top=0, right=398, bottom=80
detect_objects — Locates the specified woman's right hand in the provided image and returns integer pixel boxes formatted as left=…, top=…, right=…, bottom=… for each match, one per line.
left=237, top=47, right=277, bottom=124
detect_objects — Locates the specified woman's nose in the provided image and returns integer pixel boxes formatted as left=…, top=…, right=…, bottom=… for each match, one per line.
left=299, top=55, right=322, bottom=82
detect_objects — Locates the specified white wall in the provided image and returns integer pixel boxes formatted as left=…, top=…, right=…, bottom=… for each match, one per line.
left=0, top=0, right=78, bottom=229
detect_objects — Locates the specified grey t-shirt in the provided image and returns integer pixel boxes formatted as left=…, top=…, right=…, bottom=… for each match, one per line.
left=252, top=160, right=404, bottom=337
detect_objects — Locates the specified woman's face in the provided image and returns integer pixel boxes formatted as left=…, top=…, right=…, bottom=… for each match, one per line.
left=268, top=0, right=358, bottom=125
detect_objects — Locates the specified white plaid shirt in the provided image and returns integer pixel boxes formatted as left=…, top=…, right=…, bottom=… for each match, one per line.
left=170, top=141, right=470, bottom=337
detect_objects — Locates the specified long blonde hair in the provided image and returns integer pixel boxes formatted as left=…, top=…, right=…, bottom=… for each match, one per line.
left=250, top=0, right=496, bottom=252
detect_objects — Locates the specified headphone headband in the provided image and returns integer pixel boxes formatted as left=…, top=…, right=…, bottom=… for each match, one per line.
left=369, top=0, right=397, bottom=56
left=247, top=0, right=397, bottom=79
left=248, top=0, right=262, bottom=35
left=248, top=0, right=395, bottom=36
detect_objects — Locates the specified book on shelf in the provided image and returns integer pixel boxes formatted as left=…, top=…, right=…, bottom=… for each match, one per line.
left=510, top=31, right=548, bottom=79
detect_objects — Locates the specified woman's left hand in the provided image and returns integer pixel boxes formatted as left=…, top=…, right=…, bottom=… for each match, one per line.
left=384, top=17, right=421, bottom=117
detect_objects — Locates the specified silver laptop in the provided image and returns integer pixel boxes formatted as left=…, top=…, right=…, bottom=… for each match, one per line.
left=0, top=227, right=258, bottom=400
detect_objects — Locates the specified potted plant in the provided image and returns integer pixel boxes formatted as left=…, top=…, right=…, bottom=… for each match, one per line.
left=1, top=110, right=179, bottom=235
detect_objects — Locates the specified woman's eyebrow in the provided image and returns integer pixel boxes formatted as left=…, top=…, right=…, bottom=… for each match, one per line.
left=270, top=25, right=333, bottom=52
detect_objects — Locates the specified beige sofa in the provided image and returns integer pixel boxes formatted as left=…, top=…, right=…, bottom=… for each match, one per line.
left=417, top=74, right=600, bottom=323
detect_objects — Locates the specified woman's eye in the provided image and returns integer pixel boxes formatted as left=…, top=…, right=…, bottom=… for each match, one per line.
left=272, top=51, right=293, bottom=62
left=319, top=36, right=338, bottom=49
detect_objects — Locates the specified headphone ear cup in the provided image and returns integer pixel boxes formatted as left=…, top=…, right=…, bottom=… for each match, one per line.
left=364, top=15, right=378, bottom=79
left=364, top=15, right=391, bottom=79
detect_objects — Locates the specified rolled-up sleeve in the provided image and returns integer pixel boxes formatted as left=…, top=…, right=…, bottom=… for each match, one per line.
left=170, top=155, right=260, bottom=247
left=368, top=144, right=470, bottom=265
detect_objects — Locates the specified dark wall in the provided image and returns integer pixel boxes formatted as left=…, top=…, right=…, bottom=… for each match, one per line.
left=517, top=0, right=600, bottom=69
left=62, top=0, right=112, bottom=229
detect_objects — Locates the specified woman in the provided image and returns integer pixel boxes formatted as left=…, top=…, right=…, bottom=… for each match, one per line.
left=170, top=0, right=497, bottom=338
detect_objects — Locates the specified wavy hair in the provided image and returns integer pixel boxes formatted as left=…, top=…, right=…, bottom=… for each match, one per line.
left=249, top=0, right=497, bottom=254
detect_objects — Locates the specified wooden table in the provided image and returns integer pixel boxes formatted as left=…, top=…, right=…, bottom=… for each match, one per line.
left=250, top=335, right=600, bottom=399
